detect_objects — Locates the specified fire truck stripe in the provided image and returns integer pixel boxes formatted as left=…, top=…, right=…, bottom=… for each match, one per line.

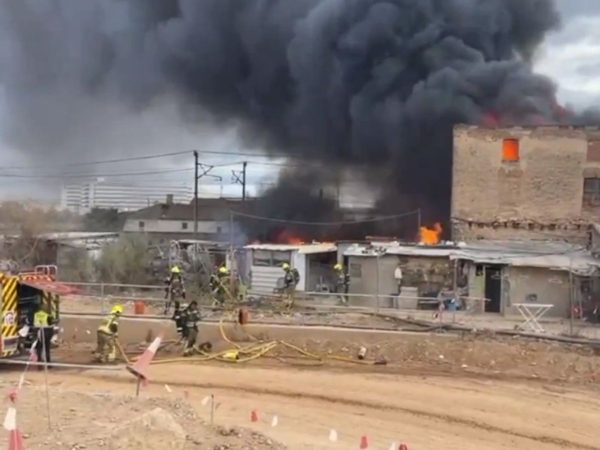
left=2, top=274, right=56, bottom=357
left=1, top=277, right=19, bottom=356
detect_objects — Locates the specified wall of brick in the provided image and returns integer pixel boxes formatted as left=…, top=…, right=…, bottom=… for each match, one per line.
left=451, top=125, right=594, bottom=243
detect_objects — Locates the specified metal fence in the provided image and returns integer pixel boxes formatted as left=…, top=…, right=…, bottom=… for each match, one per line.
left=55, top=276, right=600, bottom=340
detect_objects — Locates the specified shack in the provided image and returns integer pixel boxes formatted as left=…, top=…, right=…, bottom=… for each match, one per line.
left=451, top=240, right=600, bottom=317
left=344, top=242, right=455, bottom=307
left=344, top=239, right=600, bottom=317
left=241, top=243, right=337, bottom=294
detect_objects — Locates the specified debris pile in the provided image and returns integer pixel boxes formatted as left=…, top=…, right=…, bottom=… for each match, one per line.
left=4, top=390, right=285, bottom=450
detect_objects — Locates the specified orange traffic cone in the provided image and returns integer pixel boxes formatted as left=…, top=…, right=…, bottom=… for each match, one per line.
left=126, top=334, right=163, bottom=382
left=360, top=435, right=369, bottom=449
left=7, top=429, right=23, bottom=450
left=250, top=410, right=259, bottom=422
left=6, top=388, right=17, bottom=404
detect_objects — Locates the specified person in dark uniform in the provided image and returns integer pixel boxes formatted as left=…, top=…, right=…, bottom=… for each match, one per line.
left=183, top=301, right=201, bottom=356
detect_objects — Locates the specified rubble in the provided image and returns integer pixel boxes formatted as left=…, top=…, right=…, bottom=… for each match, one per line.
left=7, top=390, right=285, bottom=450
left=108, top=408, right=186, bottom=450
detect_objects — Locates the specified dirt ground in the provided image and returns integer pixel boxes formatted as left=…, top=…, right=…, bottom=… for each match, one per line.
left=56, top=325, right=600, bottom=385
left=1, top=360, right=600, bottom=450
left=0, top=377, right=284, bottom=449
left=2, top=324, right=600, bottom=449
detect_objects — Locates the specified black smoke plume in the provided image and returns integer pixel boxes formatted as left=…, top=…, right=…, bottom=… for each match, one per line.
left=1, top=0, right=592, bottom=239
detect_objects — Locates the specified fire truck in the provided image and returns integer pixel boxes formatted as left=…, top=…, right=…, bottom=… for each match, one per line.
left=0, top=266, right=74, bottom=358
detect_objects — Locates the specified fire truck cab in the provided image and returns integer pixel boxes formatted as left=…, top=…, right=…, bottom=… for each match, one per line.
left=0, top=266, right=73, bottom=358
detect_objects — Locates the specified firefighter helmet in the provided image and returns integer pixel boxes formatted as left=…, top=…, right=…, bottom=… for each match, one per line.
left=111, top=304, right=124, bottom=315
left=218, top=266, right=229, bottom=275
left=171, top=266, right=181, bottom=274
left=334, top=263, right=342, bottom=271
left=282, top=263, right=290, bottom=271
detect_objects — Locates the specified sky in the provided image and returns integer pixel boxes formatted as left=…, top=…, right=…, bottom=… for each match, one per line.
left=1, top=0, right=599, bottom=205
left=537, top=0, right=600, bottom=109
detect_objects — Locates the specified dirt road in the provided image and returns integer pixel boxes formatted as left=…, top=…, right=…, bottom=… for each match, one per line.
left=3, top=362, right=599, bottom=450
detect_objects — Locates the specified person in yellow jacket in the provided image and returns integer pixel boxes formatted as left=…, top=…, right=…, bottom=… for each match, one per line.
left=164, top=265, right=186, bottom=314
left=33, top=305, right=55, bottom=367
left=95, top=305, right=123, bottom=363
left=209, top=266, right=230, bottom=306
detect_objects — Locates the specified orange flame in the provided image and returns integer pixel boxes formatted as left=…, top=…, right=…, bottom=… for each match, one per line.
left=419, top=223, right=442, bottom=245
left=275, top=229, right=305, bottom=245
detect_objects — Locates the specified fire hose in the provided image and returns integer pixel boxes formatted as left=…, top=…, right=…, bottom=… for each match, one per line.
left=135, top=317, right=379, bottom=366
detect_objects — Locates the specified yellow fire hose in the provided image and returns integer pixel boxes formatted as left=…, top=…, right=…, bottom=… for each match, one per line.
left=134, top=315, right=377, bottom=367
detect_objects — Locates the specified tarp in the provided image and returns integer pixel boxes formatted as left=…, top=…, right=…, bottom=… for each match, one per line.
left=19, top=279, right=76, bottom=295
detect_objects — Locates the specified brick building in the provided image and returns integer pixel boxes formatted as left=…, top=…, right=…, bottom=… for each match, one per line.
left=451, top=125, right=600, bottom=244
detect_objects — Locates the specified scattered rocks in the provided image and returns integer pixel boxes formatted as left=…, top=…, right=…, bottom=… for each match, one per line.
left=108, top=407, right=187, bottom=450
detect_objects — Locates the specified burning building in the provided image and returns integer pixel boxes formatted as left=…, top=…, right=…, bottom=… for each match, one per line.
left=239, top=242, right=338, bottom=294
left=0, top=0, right=585, bottom=239
left=451, top=125, right=600, bottom=244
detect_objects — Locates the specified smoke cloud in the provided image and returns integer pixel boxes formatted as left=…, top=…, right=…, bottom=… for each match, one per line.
left=0, top=0, right=591, bottom=236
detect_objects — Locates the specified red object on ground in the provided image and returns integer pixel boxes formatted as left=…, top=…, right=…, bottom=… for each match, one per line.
left=360, top=435, right=369, bottom=449
left=251, top=410, right=259, bottom=422
left=399, top=444, right=409, bottom=450
left=134, top=301, right=146, bottom=315
left=6, top=389, right=18, bottom=404
left=238, top=307, right=249, bottom=325
left=8, top=429, right=23, bottom=450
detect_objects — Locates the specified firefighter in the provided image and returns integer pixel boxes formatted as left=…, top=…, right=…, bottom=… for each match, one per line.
left=209, top=266, right=230, bottom=306
left=164, top=265, right=186, bottom=314
left=281, top=263, right=300, bottom=308
left=95, top=305, right=123, bottom=363
left=171, top=302, right=188, bottom=340
left=334, top=263, right=350, bottom=305
left=33, top=304, right=54, bottom=368
left=182, top=301, right=201, bottom=356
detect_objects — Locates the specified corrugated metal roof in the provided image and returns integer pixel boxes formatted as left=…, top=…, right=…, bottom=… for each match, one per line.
left=344, top=240, right=600, bottom=275
left=39, top=232, right=119, bottom=241
left=510, top=253, right=600, bottom=273
left=244, top=243, right=337, bottom=254
left=344, top=243, right=453, bottom=257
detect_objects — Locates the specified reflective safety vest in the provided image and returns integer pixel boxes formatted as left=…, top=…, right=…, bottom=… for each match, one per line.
left=185, top=309, right=200, bottom=329
left=34, top=310, right=51, bottom=328
left=98, top=313, right=119, bottom=335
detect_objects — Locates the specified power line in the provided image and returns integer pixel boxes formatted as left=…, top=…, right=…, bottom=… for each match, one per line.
left=0, top=167, right=194, bottom=179
left=0, top=151, right=191, bottom=170
left=0, top=157, right=297, bottom=180
left=0, top=152, right=311, bottom=172
left=229, top=209, right=420, bottom=226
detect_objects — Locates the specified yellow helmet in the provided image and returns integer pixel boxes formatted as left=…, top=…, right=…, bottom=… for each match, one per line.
left=171, top=266, right=181, bottom=274
left=282, top=262, right=290, bottom=271
left=111, top=304, right=124, bottom=315
left=219, top=266, right=229, bottom=274
left=334, top=263, right=342, bottom=271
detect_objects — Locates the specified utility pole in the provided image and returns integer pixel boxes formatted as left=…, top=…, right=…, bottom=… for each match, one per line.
left=231, top=161, right=248, bottom=201
left=242, top=161, right=247, bottom=201
left=193, top=151, right=199, bottom=237
left=193, top=151, right=220, bottom=239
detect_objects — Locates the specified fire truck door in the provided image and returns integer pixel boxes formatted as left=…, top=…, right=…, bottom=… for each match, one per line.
left=1, top=277, right=19, bottom=357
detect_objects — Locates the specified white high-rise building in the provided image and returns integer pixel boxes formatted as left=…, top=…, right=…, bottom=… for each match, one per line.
left=60, top=179, right=193, bottom=214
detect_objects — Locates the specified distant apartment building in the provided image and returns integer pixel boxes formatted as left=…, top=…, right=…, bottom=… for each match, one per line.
left=451, top=125, right=600, bottom=244
left=60, top=180, right=193, bottom=214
